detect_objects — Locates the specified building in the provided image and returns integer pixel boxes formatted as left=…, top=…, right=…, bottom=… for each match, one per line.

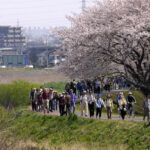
left=48, top=54, right=67, bottom=67
left=0, top=48, right=18, bottom=64
left=2, top=55, right=29, bottom=67
left=48, top=55, right=60, bottom=66
left=0, top=26, right=25, bottom=49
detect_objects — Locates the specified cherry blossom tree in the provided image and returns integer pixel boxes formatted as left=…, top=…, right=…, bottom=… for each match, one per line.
left=56, top=0, right=150, bottom=95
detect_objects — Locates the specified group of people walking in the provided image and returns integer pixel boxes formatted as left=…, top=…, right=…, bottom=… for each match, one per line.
left=80, top=91, right=137, bottom=120
left=30, top=81, right=150, bottom=121
left=65, top=76, right=131, bottom=99
left=29, top=87, right=76, bottom=116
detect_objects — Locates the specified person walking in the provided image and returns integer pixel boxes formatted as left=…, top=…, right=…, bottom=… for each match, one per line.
left=88, top=92, right=95, bottom=117
left=106, top=94, right=113, bottom=119
left=53, top=91, right=59, bottom=111
left=65, top=92, right=71, bottom=115
left=143, top=95, right=150, bottom=121
left=80, top=91, right=88, bottom=117
left=30, top=88, right=36, bottom=111
left=58, top=94, right=65, bottom=116
left=65, top=82, right=70, bottom=93
left=49, top=88, right=54, bottom=112
left=37, top=89, right=43, bottom=112
left=96, top=95, right=105, bottom=118
left=77, top=80, right=82, bottom=98
left=34, top=89, right=39, bottom=111
left=127, top=92, right=136, bottom=118
left=117, top=92, right=125, bottom=117
left=119, top=94, right=127, bottom=120
left=70, top=89, right=76, bottom=113
left=42, top=88, right=49, bottom=114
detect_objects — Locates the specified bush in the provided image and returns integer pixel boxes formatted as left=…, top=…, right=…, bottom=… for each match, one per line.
left=0, top=80, right=40, bottom=108
left=43, top=82, right=66, bottom=93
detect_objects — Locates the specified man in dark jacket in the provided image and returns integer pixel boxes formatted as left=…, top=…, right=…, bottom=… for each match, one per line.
left=127, top=92, right=136, bottom=118
left=30, top=88, right=36, bottom=111
left=59, top=94, right=65, bottom=116
left=65, top=92, right=71, bottom=115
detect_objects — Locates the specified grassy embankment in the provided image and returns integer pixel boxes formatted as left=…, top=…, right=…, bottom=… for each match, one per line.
left=0, top=62, right=147, bottom=150
left=0, top=106, right=150, bottom=150
left=0, top=80, right=145, bottom=114
left=0, top=81, right=149, bottom=150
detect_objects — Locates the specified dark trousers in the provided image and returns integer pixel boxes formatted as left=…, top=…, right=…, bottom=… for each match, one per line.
left=32, top=101, right=36, bottom=111
left=66, top=104, right=71, bottom=115
left=55, top=101, right=58, bottom=111
left=120, top=109, right=126, bottom=120
left=88, top=103, right=95, bottom=117
left=49, top=100, right=53, bottom=112
left=59, top=105, right=64, bottom=116
left=107, top=107, right=112, bottom=119
left=96, top=107, right=102, bottom=118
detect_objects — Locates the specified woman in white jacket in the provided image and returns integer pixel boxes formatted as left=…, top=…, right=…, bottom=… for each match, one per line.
left=80, top=91, right=88, bottom=117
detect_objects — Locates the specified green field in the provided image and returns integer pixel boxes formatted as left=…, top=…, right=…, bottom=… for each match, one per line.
left=0, top=107, right=150, bottom=150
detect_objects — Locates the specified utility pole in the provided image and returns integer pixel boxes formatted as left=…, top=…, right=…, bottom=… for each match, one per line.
left=82, top=0, right=86, bottom=11
left=46, top=37, right=49, bottom=68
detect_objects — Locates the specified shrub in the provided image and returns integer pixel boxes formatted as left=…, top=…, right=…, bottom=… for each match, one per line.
left=0, top=80, right=40, bottom=108
left=43, top=82, right=66, bottom=93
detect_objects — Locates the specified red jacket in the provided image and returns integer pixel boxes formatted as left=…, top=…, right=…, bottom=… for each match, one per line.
left=59, top=97, right=65, bottom=106
left=42, top=92, right=49, bottom=100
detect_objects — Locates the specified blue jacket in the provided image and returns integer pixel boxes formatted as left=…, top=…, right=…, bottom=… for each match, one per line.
left=96, top=98, right=105, bottom=108
left=70, top=93, right=76, bottom=104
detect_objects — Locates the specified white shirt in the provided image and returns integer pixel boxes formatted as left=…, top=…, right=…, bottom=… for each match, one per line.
left=81, top=95, right=88, bottom=104
left=87, top=95, right=95, bottom=104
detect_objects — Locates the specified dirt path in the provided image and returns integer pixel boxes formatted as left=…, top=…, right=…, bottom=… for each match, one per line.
left=75, top=111, right=144, bottom=122
left=29, top=106, right=145, bottom=122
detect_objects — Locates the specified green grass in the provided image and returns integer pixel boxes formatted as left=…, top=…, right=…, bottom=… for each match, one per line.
left=0, top=80, right=40, bottom=108
left=0, top=80, right=66, bottom=108
left=0, top=106, right=149, bottom=150
left=43, top=82, right=66, bottom=93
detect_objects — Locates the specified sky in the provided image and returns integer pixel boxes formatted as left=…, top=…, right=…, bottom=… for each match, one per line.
left=0, top=0, right=96, bottom=28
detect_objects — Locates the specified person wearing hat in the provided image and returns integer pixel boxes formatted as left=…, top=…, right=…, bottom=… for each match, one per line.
left=106, top=94, right=113, bottom=119
left=119, top=94, right=127, bottom=120
left=117, top=92, right=124, bottom=117
left=53, top=91, right=59, bottom=111
left=69, top=89, right=76, bottom=113
left=49, top=88, right=54, bottom=112
left=30, top=88, right=36, bottom=111
left=42, top=88, right=49, bottom=114
left=58, top=93, right=65, bottom=116
left=80, top=91, right=88, bottom=117
left=127, top=92, right=136, bottom=118
left=37, top=89, right=43, bottom=112
left=96, top=94, right=105, bottom=118
left=65, top=92, right=71, bottom=115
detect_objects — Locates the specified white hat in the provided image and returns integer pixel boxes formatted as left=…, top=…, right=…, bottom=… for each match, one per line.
left=128, top=92, right=132, bottom=95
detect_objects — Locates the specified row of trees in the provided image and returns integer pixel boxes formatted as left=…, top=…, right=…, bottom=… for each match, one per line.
left=56, top=0, right=150, bottom=95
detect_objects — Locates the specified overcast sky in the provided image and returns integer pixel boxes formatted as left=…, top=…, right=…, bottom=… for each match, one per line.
left=0, top=0, right=95, bottom=28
